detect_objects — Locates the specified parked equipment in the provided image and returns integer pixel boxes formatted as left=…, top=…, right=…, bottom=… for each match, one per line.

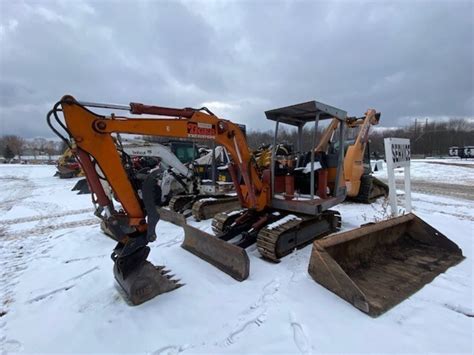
left=449, top=145, right=473, bottom=159
left=315, top=111, right=388, bottom=203
left=55, top=148, right=83, bottom=178
left=308, top=213, right=464, bottom=316
left=47, top=96, right=464, bottom=316
left=343, top=113, right=388, bottom=202
left=73, top=139, right=239, bottom=223
left=47, top=97, right=345, bottom=304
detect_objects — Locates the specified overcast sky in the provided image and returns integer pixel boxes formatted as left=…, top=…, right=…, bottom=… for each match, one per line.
left=0, top=0, right=472, bottom=138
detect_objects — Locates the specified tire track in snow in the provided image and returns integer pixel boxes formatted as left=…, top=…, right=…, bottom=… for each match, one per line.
left=151, top=344, right=191, bottom=355
left=444, top=304, right=473, bottom=317
left=1, top=218, right=99, bottom=240
left=0, top=208, right=93, bottom=225
left=26, top=267, right=100, bottom=304
left=64, top=254, right=107, bottom=264
left=0, top=175, right=34, bottom=212
left=27, top=285, right=76, bottom=303
left=63, top=266, right=100, bottom=282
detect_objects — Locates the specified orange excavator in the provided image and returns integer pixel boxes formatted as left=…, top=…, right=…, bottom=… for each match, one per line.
left=47, top=96, right=464, bottom=317
left=47, top=96, right=346, bottom=305
left=315, top=111, right=389, bottom=203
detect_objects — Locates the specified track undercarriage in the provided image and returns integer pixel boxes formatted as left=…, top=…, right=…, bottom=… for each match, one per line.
left=182, top=208, right=342, bottom=280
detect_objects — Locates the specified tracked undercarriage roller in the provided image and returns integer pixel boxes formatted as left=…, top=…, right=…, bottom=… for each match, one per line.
left=308, top=213, right=464, bottom=317
left=182, top=210, right=342, bottom=281
left=159, top=194, right=240, bottom=226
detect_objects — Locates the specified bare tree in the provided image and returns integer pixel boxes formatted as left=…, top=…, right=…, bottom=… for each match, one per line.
left=43, top=140, right=57, bottom=160
left=0, top=135, right=25, bottom=159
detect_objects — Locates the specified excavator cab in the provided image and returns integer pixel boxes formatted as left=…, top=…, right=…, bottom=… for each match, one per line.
left=183, top=101, right=350, bottom=279
left=264, top=101, right=347, bottom=209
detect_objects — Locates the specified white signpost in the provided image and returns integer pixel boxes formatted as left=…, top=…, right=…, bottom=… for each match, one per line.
left=384, top=138, right=411, bottom=217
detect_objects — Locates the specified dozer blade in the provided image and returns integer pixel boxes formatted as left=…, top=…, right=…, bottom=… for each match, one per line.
left=182, top=224, right=250, bottom=281
left=308, top=213, right=464, bottom=317
left=114, top=260, right=183, bottom=305
left=352, top=175, right=388, bottom=203
left=157, top=207, right=188, bottom=226
left=71, top=178, right=90, bottom=194
left=368, top=176, right=389, bottom=202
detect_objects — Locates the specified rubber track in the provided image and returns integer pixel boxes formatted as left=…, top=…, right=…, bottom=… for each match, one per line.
left=212, top=209, right=246, bottom=235
left=257, top=211, right=342, bottom=261
left=168, top=195, right=197, bottom=212
left=257, top=218, right=303, bottom=261
left=192, top=197, right=239, bottom=221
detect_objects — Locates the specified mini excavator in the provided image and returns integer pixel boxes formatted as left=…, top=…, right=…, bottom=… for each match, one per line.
left=47, top=96, right=464, bottom=317
left=317, top=110, right=389, bottom=203
left=47, top=96, right=346, bottom=305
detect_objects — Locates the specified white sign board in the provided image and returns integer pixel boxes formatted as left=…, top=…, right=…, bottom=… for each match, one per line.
left=384, top=138, right=411, bottom=216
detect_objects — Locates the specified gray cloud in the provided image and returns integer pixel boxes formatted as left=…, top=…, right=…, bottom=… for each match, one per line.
left=0, top=0, right=472, bottom=137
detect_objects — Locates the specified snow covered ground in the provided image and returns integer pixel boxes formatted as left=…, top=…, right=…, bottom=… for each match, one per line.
left=0, top=162, right=472, bottom=354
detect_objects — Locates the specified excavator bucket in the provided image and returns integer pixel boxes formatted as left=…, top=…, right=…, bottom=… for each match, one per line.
left=308, top=213, right=464, bottom=317
left=182, top=224, right=250, bottom=281
left=114, top=260, right=182, bottom=305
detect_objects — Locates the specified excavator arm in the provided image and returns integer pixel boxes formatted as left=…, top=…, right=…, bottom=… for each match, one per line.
left=48, top=95, right=267, bottom=305
left=312, top=110, right=380, bottom=198
left=59, top=96, right=266, bottom=218
left=343, top=109, right=379, bottom=197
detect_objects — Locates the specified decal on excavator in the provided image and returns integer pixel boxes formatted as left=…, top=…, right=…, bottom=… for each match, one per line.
left=187, top=122, right=216, bottom=139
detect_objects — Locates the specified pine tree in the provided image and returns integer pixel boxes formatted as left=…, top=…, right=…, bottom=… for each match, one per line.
left=3, top=145, right=15, bottom=160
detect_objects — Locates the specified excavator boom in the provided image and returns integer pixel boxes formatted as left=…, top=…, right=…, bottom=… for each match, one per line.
left=47, top=95, right=267, bottom=304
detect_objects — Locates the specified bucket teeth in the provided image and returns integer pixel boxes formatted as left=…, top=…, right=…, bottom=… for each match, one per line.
left=114, top=261, right=183, bottom=305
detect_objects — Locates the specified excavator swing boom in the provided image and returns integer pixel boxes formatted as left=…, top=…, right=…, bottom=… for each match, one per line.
left=47, top=95, right=267, bottom=304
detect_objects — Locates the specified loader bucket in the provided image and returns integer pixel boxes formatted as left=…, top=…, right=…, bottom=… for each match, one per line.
left=182, top=224, right=250, bottom=281
left=157, top=207, right=187, bottom=226
left=308, top=213, right=464, bottom=317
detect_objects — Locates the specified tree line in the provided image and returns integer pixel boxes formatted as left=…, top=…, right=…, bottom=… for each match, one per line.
left=2, top=118, right=472, bottom=161
left=0, top=135, right=65, bottom=160
left=245, top=118, right=474, bottom=157
left=369, top=118, right=474, bottom=157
